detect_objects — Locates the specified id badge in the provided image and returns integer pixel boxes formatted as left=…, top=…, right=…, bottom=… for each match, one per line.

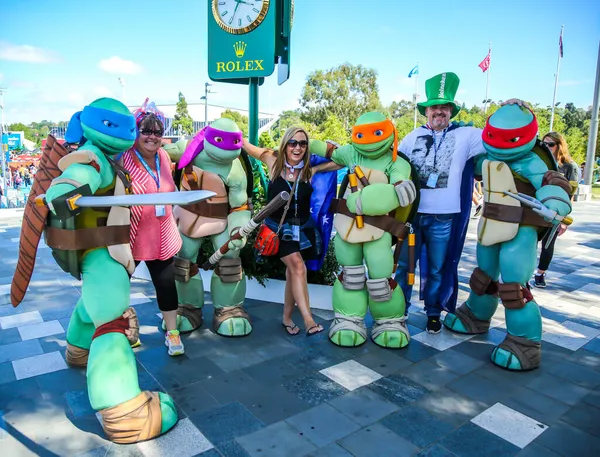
left=426, top=173, right=439, bottom=189
left=292, top=225, right=300, bottom=241
left=155, top=205, right=166, bottom=217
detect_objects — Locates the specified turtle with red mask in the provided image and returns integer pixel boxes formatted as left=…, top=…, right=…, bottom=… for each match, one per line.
left=444, top=104, right=573, bottom=370
left=165, top=118, right=253, bottom=336
left=309, top=111, right=419, bottom=348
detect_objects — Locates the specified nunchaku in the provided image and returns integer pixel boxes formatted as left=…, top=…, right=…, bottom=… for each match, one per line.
left=348, top=165, right=368, bottom=229
left=202, top=191, right=290, bottom=270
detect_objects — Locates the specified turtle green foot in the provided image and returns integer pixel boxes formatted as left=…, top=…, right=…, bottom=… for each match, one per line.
left=329, top=329, right=367, bottom=347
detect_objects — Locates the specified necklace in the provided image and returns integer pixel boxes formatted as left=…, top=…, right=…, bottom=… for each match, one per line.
left=285, top=159, right=304, bottom=180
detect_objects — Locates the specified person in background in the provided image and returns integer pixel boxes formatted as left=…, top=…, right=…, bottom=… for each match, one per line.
left=243, top=128, right=325, bottom=336
left=532, top=132, right=579, bottom=288
left=120, top=101, right=185, bottom=355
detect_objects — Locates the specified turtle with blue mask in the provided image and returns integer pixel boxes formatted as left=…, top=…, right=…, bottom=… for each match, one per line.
left=444, top=103, right=574, bottom=371
left=32, top=98, right=177, bottom=442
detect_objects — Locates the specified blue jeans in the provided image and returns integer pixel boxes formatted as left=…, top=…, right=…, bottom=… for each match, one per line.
left=394, top=213, right=454, bottom=317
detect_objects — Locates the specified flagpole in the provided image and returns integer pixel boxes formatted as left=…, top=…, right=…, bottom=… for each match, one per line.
left=550, top=26, right=564, bottom=132
left=484, top=42, right=491, bottom=114
left=413, top=62, right=419, bottom=129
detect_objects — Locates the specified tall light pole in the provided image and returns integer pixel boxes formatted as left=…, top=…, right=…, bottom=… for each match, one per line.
left=550, top=25, right=564, bottom=133
left=200, top=82, right=216, bottom=127
left=0, top=88, right=7, bottom=194
left=118, top=77, right=126, bottom=103
left=584, top=40, right=600, bottom=186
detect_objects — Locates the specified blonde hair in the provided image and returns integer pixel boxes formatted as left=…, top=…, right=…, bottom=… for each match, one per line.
left=270, top=127, right=312, bottom=182
left=543, top=132, right=573, bottom=166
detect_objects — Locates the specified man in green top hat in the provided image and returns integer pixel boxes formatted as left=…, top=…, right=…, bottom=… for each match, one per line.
left=394, top=72, right=522, bottom=334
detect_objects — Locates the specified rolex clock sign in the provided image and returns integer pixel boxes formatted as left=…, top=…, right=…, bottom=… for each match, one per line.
left=208, top=0, right=277, bottom=83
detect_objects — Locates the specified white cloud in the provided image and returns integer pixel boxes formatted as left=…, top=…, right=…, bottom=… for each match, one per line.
left=98, top=56, right=143, bottom=75
left=0, top=41, right=60, bottom=63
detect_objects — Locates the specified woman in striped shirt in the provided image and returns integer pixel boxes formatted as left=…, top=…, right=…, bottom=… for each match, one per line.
left=121, top=110, right=184, bottom=356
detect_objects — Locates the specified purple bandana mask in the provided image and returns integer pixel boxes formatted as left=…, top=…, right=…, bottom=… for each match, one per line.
left=179, top=125, right=243, bottom=169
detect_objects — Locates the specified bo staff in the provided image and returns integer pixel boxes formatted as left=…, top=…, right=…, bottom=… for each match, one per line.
left=202, top=191, right=290, bottom=270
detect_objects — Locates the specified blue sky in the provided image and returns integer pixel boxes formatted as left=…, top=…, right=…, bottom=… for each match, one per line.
left=1, top=0, right=599, bottom=124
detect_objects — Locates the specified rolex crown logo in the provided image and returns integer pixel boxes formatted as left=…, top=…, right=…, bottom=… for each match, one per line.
left=233, top=41, right=247, bottom=59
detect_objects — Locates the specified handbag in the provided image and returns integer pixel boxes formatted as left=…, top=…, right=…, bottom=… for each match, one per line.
left=254, top=178, right=299, bottom=256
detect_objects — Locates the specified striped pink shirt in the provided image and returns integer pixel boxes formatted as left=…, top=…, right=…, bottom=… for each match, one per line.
left=122, top=147, right=182, bottom=261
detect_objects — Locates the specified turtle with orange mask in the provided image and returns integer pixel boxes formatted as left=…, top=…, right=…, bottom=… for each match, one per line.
left=309, top=112, right=419, bottom=348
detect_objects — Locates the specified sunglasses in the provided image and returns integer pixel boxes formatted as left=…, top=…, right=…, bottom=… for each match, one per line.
left=288, top=139, right=308, bottom=148
left=140, top=129, right=164, bottom=137
left=543, top=141, right=557, bottom=148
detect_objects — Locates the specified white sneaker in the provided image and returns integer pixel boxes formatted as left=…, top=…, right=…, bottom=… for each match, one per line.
left=165, top=329, right=184, bottom=356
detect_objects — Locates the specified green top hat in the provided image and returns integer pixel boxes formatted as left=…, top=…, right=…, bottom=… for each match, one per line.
left=417, top=72, right=461, bottom=118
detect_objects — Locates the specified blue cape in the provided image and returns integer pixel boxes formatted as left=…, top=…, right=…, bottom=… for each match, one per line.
left=418, top=155, right=475, bottom=313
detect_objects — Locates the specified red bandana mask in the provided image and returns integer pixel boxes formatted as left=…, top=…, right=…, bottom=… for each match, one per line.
left=482, top=108, right=538, bottom=149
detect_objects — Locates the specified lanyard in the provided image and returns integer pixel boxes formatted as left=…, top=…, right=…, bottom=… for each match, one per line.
left=286, top=179, right=299, bottom=218
left=431, top=127, right=447, bottom=155
left=134, top=149, right=160, bottom=189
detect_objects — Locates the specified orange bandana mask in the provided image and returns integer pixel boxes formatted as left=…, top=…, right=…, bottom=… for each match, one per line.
left=351, top=119, right=398, bottom=161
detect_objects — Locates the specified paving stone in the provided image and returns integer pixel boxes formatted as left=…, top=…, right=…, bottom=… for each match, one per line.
left=542, top=320, right=600, bottom=351
left=535, top=420, right=600, bottom=457
left=583, top=337, right=600, bottom=355
left=336, top=422, right=419, bottom=457
left=304, top=443, right=354, bottom=456
left=12, top=351, right=68, bottom=380
left=568, top=348, right=600, bottom=372
left=560, top=401, right=600, bottom=437
left=470, top=402, right=548, bottom=449
left=0, top=339, right=43, bottom=364
left=397, top=339, right=440, bottom=363
left=136, top=418, right=214, bottom=457
left=242, top=355, right=305, bottom=385
left=413, top=328, right=475, bottom=351
left=328, top=386, right=399, bottom=426
left=427, top=348, right=485, bottom=375
left=320, top=360, right=382, bottom=391
left=236, top=420, right=316, bottom=457
left=515, top=443, right=561, bottom=457
left=215, top=439, right=252, bottom=457
left=18, top=319, right=64, bottom=341
left=237, top=381, right=311, bottom=425
left=188, top=401, right=264, bottom=446
left=0, top=361, right=16, bottom=385
left=547, top=359, right=600, bottom=388
left=415, top=444, right=458, bottom=457
left=381, top=404, right=456, bottom=447
left=351, top=350, right=414, bottom=376
left=526, top=373, right=591, bottom=406
left=0, top=326, right=22, bottom=345
left=65, top=390, right=95, bottom=418
left=439, top=422, right=520, bottom=457
left=501, top=387, right=571, bottom=426
left=283, top=372, right=348, bottom=407
left=285, top=403, right=361, bottom=447
left=403, top=359, right=462, bottom=392
left=0, top=310, right=43, bottom=329
left=169, top=381, right=220, bottom=417
left=367, top=373, right=430, bottom=406
left=447, top=372, right=523, bottom=407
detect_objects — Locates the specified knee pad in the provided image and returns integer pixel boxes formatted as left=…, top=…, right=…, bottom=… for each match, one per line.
left=469, top=267, right=499, bottom=296
left=173, top=256, right=197, bottom=283
left=338, top=265, right=366, bottom=290
left=366, top=278, right=393, bottom=302
left=216, top=258, right=242, bottom=283
left=498, top=282, right=533, bottom=309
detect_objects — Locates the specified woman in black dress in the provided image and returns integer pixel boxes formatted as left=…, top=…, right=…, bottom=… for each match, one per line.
left=243, top=127, right=324, bottom=336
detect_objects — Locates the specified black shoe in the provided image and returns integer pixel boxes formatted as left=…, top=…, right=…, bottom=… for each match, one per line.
left=474, top=203, right=483, bottom=218
left=533, top=274, right=546, bottom=288
left=426, top=316, right=442, bottom=334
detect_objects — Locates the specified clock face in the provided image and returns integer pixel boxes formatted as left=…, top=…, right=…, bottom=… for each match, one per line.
left=212, top=0, right=270, bottom=35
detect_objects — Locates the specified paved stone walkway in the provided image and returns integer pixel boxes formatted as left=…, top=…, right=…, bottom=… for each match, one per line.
left=0, top=201, right=599, bottom=457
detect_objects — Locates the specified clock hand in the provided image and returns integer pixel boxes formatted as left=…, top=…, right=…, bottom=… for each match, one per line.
left=231, top=1, right=241, bottom=23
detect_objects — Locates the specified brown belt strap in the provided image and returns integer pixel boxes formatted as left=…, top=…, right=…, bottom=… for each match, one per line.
left=180, top=200, right=229, bottom=219
left=45, top=225, right=130, bottom=250
left=329, top=198, right=408, bottom=239
left=483, top=202, right=552, bottom=228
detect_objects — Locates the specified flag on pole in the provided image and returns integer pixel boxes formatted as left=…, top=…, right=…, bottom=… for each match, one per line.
left=478, top=52, right=491, bottom=72
left=408, top=64, right=419, bottom=78
left=559, top=33, right=564, bottom=58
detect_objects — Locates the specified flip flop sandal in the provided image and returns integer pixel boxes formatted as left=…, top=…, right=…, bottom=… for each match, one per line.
left=306, top=324, right=324, bottom=336
left=282, top=323, right=300, bottom=336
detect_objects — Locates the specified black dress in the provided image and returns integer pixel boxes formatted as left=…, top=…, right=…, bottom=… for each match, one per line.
left=267, top=176, right=319, bottom=259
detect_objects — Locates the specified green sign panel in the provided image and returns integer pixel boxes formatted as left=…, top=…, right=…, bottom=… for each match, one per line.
left=208, top=0, right=277, bottom=84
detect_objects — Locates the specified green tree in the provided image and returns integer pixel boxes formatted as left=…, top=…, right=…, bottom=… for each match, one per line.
left=220, top=109, right=249, bottom=137
left=300, top=63, right=382, bottom=129
left=272, top=109, right=304, bottom=143
left=258, top=131, right=275, bottom=148
left=312, top=114, right=350, bottom=145
left=172, top=92, right=193, bottom=135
